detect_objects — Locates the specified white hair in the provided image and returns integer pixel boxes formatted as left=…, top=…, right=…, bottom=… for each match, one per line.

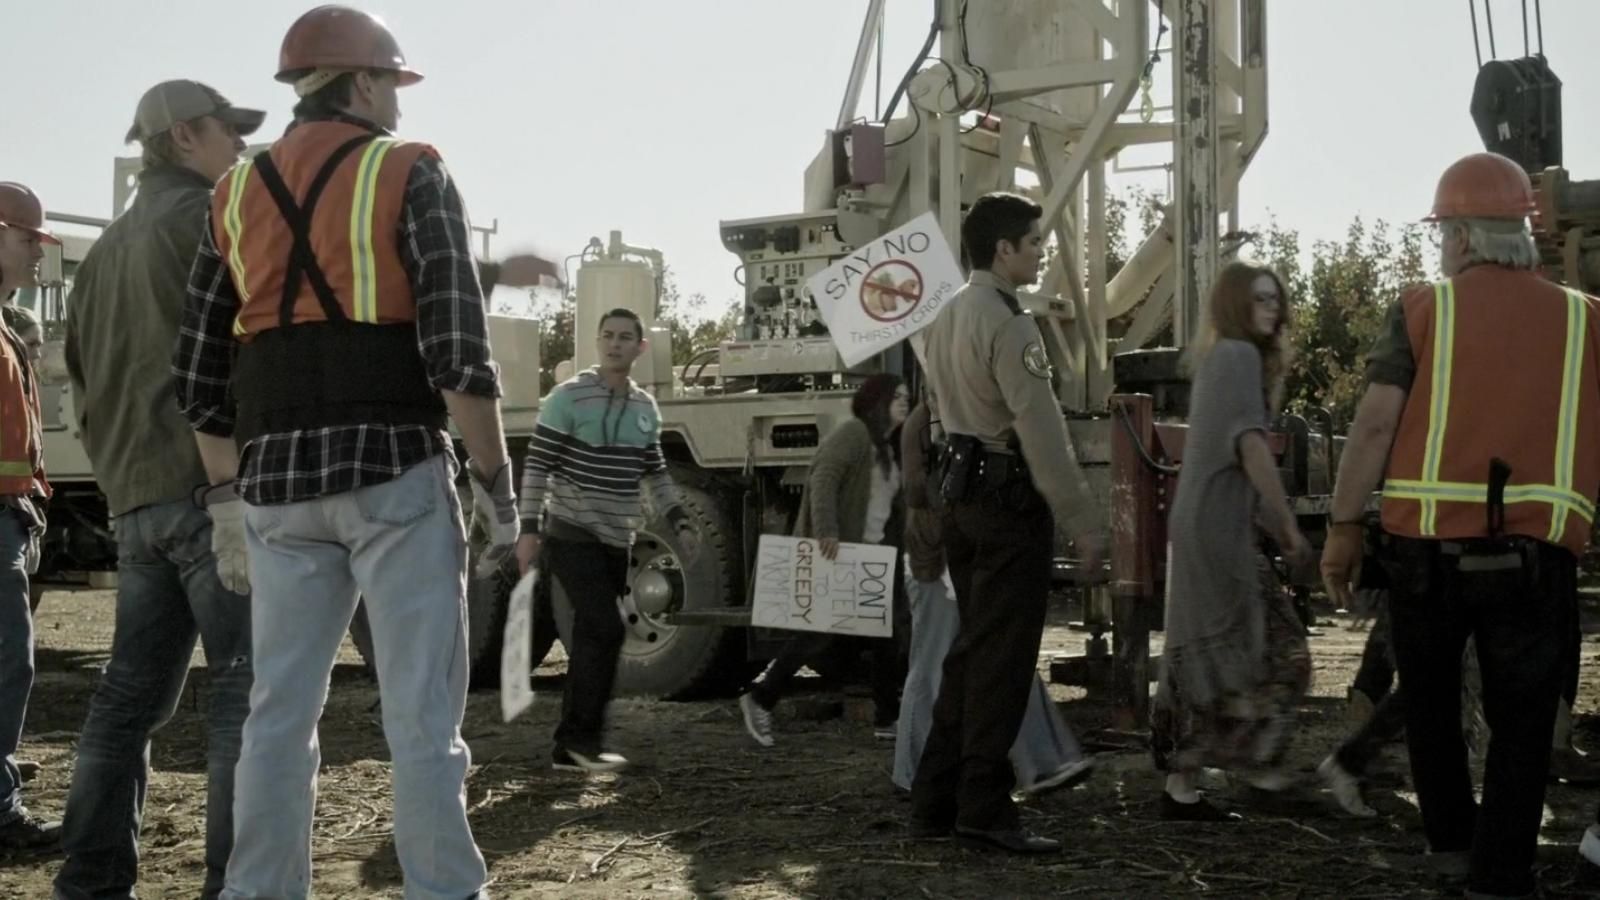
left=1442, top=217, right=1540, bottom=270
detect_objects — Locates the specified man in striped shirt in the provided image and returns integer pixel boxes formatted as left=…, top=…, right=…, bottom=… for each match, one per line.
left=516, top=308, right=699, bottom=772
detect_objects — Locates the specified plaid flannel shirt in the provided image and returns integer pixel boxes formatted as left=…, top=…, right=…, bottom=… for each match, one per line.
left=173, top=120, right=501, bottom=505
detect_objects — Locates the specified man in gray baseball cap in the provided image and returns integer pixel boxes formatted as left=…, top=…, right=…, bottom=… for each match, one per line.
left=124, top=79, right=266, bottom=144
left=52, top=78, right=263, bottom=900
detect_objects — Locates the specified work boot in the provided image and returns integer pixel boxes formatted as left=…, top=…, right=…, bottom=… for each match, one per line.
left=0, top=808, right=61, bottom=852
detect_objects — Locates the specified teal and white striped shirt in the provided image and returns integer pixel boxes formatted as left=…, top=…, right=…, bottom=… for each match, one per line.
left=518, top=368, right=684, bottom=548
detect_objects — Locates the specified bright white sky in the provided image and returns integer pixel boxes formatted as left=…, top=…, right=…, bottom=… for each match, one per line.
left=7, top=0, right=1595, bottom=317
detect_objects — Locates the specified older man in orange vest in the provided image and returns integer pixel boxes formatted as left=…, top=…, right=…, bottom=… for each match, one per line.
left=0, top=182, right=59, bottom=850
left=1322, top=151, right=1600, bottom=899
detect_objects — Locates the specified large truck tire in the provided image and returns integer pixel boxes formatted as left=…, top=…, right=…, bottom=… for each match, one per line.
left=550, top=472, right=744, bottom=700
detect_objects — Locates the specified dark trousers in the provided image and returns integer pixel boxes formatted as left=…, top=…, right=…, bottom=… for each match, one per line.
left=54, top=501, right=253, bottom=900
left=749, top=633, right=904, bottom=722
left=1351, top=598, right=1397, bottom=703
left=910, top=488, right=1053, bottom=831
left=1383, top=536, right=1574, bottom=897
left=749, top=552, right=907, bottom=722
left=1335, top=688, right=1407, bottom=776
left=547, top=537, right=630, bottom=754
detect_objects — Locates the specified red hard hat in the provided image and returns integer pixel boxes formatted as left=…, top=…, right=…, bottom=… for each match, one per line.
left=0, top=183, right=60, bottom=246
left=276, top=5, right=423, bottom=85
left=1423, top=151, right=1536, bottom=221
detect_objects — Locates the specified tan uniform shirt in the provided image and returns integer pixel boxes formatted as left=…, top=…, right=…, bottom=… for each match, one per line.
left=921, top=270, right=1101, bottom=538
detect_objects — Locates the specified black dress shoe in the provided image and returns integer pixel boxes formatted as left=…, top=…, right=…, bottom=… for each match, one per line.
left=1159, top=792, right=1242, bottom=822
left=953, top=825, right=1062, bottom=854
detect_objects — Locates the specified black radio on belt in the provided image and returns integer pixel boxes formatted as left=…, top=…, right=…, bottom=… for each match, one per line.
left=938, top=434, right=984, bottom=504
left=938, top=435, right=1030, bottom=504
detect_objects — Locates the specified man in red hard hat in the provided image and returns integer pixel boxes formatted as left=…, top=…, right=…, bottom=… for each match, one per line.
left=0, top=181, right=60, bottom=851
left=173, top=5, right=555, bottom=895
left=1322, top=151, right=1600, bottom=898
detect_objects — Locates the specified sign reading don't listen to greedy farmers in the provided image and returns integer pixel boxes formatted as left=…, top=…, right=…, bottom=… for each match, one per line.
left=750, top=535, right=897, bottom=638
left=806, top=211, right=963, bottom=367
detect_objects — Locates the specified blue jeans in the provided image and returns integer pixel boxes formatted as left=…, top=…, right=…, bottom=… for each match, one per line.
left=0, top=505, right=35, bottom=821
left=54, top=499, right=252, bottom=900
left=222, top=455, right=486, bottom=900
left=893, top=570, right=1084, bottom=792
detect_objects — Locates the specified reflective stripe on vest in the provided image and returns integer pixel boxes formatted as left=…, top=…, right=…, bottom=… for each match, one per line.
left=1416, top=280, right=1456, bottom=534
left=349, top=138, right=397, bottom=324
left=1551, top=288, right=1589, bottom=543
left=1387, top=280, right=1594, bottom=535
left=223, top=160, right=255, bottom=338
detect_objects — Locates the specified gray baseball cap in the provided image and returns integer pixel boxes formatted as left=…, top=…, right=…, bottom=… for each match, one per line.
left=126, top=80, right=267, bottom=143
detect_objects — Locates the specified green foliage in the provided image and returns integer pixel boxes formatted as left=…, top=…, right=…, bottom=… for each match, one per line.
left=653, top=266, right=741, bottom=366
left=520, top=265, right=741, bottom=393
left=1102, top=187, right=1429, bottom=426
left=1257, top=217, right=1428, bottom=425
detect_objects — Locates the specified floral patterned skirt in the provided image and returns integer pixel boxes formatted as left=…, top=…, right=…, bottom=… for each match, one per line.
left=1151, top=556, right=1312, bottom=773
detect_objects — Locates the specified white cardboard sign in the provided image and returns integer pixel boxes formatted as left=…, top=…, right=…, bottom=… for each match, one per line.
left=806, top=211, right=964, bottom=367
left=750, top=535, right=897, bottom=638
left=500, top=569, right=538, bottom=722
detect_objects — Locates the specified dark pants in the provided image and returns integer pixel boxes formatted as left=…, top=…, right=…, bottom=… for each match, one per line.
left=1351, top=599, right=1397, bottom=704
left=1383, top=536, right=1574, bottom=898
left=749, top=553, right=907, bottom=723
left=910, top=487, right=1053, bottom=831
left=55, top=500, right=253, bottom=900
left=0, top=506, right=35, bottom=822
left=1335, top=688, right=1407, bottom=776
left=547, top=536, right=629, bottom=754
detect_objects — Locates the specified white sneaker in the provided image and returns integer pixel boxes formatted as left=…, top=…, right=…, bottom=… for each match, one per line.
left=740, top=694, right=775, bottom=747
left=1580, top=824, right=1600, bottom=868
left=1318, top=755, right=1377, bottom=817
left=553, top=748, right=629, bottom=773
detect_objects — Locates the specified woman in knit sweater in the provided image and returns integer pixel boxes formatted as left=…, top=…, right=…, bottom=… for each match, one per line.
left=739, top=374, right=910, bottom=746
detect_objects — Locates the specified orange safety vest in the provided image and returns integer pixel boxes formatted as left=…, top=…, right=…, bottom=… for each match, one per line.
left=0, top=323, right=48, bottom=498
left=1379, top=265, right=1600, bottom=558
left=209, top=119, right=447, bottom=444
left=213, top=119, right=434, bottom=335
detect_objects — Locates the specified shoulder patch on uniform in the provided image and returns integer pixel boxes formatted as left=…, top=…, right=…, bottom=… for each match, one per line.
left=1023, top=342, right=1052, bottom=379
left=636, top=411, right=654, bottom=432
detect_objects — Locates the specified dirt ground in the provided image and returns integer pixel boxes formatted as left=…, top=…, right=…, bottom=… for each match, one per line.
left=3, top=591, right=1600, bottom=899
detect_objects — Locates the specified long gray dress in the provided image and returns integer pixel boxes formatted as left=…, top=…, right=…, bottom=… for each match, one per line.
left=1151, top=338, right=1310, bottom=772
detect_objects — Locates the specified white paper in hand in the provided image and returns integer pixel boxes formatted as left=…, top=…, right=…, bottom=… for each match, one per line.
left=500, top=569, right=538, bottom=722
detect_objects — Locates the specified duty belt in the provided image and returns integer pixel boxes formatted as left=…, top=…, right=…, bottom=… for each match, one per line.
left=1439, top=538, right=1530, bottom=572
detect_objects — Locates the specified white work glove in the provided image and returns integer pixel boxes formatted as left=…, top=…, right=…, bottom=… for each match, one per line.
left=468, top=459, right=520, bottom=578
left=198, top=483, right=250, bottom=595
left=22, top=530, right=40, bottom=576
left=11, top=496, right=45, bottom=576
